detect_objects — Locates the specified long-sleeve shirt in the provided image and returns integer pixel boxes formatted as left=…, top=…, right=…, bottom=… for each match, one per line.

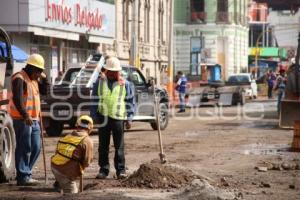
left=90, top=77, right=136, bottom=121
left=51, top=130, right=94, bottom=180
left=11, top=68, right=49, bottom=119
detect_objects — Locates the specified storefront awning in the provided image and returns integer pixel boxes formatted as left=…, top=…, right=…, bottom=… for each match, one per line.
left=88, top=35, right=114, bottom=45
left=249, top=47, right=287, bottom=59
left=29, top=27, right=79, bottom=41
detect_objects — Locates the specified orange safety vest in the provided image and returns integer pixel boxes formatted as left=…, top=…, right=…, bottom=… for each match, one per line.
left=8, top=70, right=41, bottom=120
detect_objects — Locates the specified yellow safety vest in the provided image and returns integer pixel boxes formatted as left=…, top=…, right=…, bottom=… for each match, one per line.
left=97, top=79, right=126, bottom=120
left=51, top=134, right=87, bottom=171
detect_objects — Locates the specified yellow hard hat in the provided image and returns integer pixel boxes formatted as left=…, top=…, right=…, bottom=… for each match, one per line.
left=76, top=115, right=94, bottom=130
left=26, top=54, right=45, bottom=70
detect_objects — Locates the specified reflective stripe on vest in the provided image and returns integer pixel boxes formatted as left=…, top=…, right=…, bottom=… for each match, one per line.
left=51, top=134, right=87, bottom=167
left=8, top=70, right=41, bottom=120
left=97, top=79, right=126, bottom=120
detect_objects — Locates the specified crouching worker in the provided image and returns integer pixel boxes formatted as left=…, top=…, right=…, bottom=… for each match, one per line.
left=51, top=115, right=94, bottom=194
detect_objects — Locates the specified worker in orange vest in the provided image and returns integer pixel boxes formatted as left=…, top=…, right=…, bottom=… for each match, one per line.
left=8, top=54, right=48, bottom=186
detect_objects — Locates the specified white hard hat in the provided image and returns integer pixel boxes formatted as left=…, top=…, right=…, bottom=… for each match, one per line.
left=291, top=57, right=296, bottom=64
left=104, top=57, right=122, bottom=71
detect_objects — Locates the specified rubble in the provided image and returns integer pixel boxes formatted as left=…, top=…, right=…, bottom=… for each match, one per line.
left=174, top=179, right=238, bottom=200
left=257, top=161, right=300, bottom=171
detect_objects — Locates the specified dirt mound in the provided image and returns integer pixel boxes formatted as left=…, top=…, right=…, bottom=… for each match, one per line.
left=122, top=162, right=200, bottom=189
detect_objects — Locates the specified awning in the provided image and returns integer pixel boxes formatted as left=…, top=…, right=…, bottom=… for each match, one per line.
left=0, top=42, right=28, bottom=62
left=29, top=27, right=79, bottom=41
left=249, top=47, right=287, bottom=59
left=88, top=35, right=114, bottom=45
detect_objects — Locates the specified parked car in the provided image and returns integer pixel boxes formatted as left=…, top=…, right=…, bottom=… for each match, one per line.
left=187, top=73, right=257, bottom=107
left=41, top=54, right=169, bottom=136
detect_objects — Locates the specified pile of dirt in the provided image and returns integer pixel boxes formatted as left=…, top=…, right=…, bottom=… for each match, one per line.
left=174, top=179, right=240, bottom=200
left=122, top=162, right=200, bottom=189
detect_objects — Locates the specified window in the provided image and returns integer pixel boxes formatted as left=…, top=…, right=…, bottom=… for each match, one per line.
left=122, top=0, right=131, bottom=41
left=191, top=0, right=205, bottom=12
left=158, top=0, right=164, bottom=43
left=217, top=0, right=228, bottom=12
left=144, top=0, right=150, bottom=43
left=138, top=0, right=141, bottom=41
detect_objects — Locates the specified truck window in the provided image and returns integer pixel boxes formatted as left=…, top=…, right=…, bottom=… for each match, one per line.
left=228, top=75, right=249, bottom=83
left=73, top=68, right=94, bottom=85
left=60, top=68, right=81, bottom=85
left=129, top=69, right=146, bottom=86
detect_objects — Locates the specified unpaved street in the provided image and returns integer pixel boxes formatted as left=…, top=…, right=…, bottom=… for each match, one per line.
left=0, top=99, right=299, bottom=200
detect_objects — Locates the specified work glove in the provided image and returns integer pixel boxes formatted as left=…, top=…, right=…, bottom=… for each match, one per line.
left=125, top=121, right=132, bottom=130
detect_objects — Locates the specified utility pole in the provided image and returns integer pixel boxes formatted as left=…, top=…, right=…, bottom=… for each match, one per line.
left=130, top=0, right=139, bottom=67
left=167, top=0, right=174, bottom=99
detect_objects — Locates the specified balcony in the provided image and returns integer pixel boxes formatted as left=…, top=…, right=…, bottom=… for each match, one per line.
left=216, top=12, right=230, bottom=23
left=190, top=11, right=206, bottom=23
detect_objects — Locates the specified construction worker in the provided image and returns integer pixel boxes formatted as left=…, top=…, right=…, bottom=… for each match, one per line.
left=8, top=54, right=48, bottom=186
left=90, top=56, right=135, bottom=179
left=51, top=115, right=94, bottom=194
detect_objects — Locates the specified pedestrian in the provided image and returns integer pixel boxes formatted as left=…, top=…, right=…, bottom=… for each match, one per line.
left=90, top=56, right=136, bottom=179
left=266, top=70, right=276, bottom=99
left=175, top=71, right=187, bottom=113
left=8, top=54, right=48, bottom=186
left=51, top=115, right=94, bottom=194
left=275, top=68, right=286, bottom=113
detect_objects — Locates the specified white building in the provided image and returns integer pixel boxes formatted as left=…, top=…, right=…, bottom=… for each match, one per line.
left=114, top=0, right=171, bottom=84
left=268, top=10, right=300, bottom=60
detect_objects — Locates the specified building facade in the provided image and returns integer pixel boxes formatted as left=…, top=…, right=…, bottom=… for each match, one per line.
left=0, top=0, right=115, bottom=83
left=114, top=0, right=171, bottom=84
left=174, top=0, right=249, bottom=80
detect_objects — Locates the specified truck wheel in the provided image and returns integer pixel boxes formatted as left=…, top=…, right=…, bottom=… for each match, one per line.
left=0, top=112, right=15, bottom=183
left=150, top=103, right=169, bottom=131
left=46, top=119, right=64, bottom=137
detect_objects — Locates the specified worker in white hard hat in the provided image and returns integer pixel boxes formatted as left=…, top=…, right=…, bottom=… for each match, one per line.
left=51, top=115, right=94, bottom=194
left=90, top=56, right=136, bottom=180
left=8, top=53, right=49, bottom=186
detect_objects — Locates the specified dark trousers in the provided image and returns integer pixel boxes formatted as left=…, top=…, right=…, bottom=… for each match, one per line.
left=268, top=85, right=273, bottom=98
left=98, top=116, right=125, bottom=176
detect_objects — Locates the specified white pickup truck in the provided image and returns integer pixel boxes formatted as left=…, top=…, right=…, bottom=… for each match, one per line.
left=188, top=73, right=258, bottom=106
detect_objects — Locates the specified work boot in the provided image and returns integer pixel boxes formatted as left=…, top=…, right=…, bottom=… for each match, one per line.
left=117, top=172, right=128, bottom=180
left=17, top=178, right=39, bottom=186
left=96, top=172, right=108, bottom=179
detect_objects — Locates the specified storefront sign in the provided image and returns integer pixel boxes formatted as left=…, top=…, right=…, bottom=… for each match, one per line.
left=46, top=0, right=105, bottom=31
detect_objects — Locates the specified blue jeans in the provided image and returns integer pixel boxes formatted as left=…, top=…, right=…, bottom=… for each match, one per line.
left=13, top=120, right=41, bottom=183
left=179, top=93, right=186, bottom=111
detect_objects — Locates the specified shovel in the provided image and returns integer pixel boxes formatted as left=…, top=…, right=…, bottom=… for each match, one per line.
left=154, top=94, right=167, bottom=164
